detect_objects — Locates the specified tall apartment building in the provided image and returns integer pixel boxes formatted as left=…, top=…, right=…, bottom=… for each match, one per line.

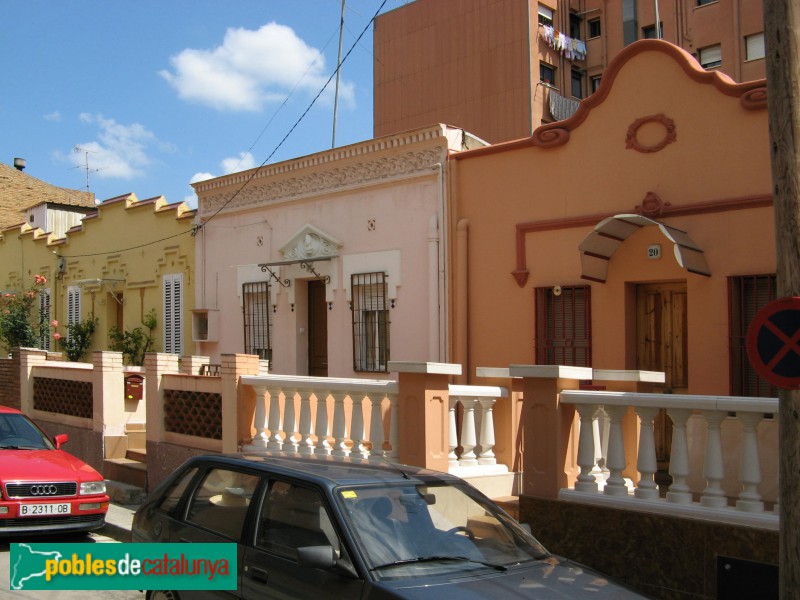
left=373, top=0, right=766, bottom=143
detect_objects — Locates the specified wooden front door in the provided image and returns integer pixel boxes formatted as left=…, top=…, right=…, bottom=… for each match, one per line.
left=636, top=282, right=688, bottom=466
left=308, top=280, right=328, bottom=376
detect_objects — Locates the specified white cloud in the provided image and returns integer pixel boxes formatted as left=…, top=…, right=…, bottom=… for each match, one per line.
left=190, top=172, right=215, bottom=184
left=221, top=151, right=256, bottom=174
left=159, top=22, right=354, bottom=112
left=43, top=111, right=61, bottom=122
left=58, top=114, right=158, bottom=179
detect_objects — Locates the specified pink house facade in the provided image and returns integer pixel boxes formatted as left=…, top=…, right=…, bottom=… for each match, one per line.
left=192, top=125, right=485, bottom=377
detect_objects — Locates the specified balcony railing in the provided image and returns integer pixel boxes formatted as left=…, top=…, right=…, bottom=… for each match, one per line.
left=558, top=389, right=779, bottom=530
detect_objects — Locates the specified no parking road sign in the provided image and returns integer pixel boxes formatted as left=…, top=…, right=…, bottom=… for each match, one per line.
left=747, top=296, right=800, bottom=389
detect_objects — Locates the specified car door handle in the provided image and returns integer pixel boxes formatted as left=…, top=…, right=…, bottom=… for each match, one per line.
left=249, top=566, right=269, bottom=584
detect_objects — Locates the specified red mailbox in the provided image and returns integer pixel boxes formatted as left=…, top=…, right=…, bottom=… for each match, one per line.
left=125, top=374, right=144, bottom=401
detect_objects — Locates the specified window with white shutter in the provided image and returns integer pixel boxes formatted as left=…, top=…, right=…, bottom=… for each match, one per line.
left=67, top=286, right=81, bottom=341
left=163, top=274, right=183, bottom=355
left=39, top=288, right=51, bottom=350
left=352, top=272, right=390, bottom=372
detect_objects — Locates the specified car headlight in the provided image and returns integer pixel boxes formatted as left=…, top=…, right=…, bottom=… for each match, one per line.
left=80, top=481, right=106, bottom=495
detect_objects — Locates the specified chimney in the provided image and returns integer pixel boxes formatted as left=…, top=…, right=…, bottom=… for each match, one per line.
left=13, top=158, right=26, bottom=171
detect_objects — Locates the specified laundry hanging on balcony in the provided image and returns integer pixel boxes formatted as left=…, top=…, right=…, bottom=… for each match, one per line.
left=540, top=25, right=587, bottom=61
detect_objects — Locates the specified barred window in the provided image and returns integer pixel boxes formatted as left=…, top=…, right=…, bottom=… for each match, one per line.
left=39, top=288, right=51, bottom=351
left=729, top=274, right=777, bottom=397
left=352, top=272, right=390, bottom=373
left=536, top=286, right=592, bottom=367
left=243, top=281, right=272, bottom=361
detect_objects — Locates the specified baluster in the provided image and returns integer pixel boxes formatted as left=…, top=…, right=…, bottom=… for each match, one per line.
left=369, top=395, right=386, bottom=459
left=314, top=392, right=331, bottom=455
left=736, top=412, right=764, bottom=512
left=448, top=396, right=459, bottom=469
left=575, top=403, right=599, bottom=492
left=387, top=392, right=399, bottom=459
left=458, top=397, right=478, bottom=467
left=330, top=391, right=349, bottom=457
left=634, top=406, right=660, bottom=500
left=700, top=411, right=728, bottom=508
left=603, top=405, right=629, bottom=496
left=266, top=389, right=283, bottom=451
left=298, top=389, right=315, bottom=455
left=350, top=393, right=369, bottom=460
left=477, top=397, right=497, bottom=465
left=282, top=390, right=299, bottom=454
left=591, top=407, right=606, bottom=483
left=666, top=408, right=692, bottom=504
left=250, top=385, right=268, bottom=448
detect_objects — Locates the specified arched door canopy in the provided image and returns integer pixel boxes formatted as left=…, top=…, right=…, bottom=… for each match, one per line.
left=579, top=214, right=710, bottom=283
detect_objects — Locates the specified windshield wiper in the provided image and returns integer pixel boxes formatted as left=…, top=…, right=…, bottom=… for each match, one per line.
left=371, top=555, right=507, bottom=572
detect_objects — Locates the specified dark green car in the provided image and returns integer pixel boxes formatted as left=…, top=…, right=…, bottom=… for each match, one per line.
left=132, top=452, right=648, bottom=599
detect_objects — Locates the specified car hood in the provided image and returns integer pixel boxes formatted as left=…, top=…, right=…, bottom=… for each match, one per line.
left=376, top=556, right=647, bottom=599
left=0, top=449, right=101, bottom=482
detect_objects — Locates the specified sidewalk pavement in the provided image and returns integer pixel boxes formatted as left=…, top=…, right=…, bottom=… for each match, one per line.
left=98, top=501, right=139, bottom=543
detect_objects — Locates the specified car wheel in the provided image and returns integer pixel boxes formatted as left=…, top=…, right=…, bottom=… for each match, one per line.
left=147, top=591, right=180, bottom=600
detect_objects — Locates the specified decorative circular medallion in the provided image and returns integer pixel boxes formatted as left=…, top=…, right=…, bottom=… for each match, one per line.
left=625, top=114, right=676, bottom=153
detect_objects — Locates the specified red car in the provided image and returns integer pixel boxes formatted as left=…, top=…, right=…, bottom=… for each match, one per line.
left=0, top=405, right=109, bottom=535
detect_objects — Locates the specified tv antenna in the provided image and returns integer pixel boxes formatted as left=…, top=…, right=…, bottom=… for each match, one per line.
left=73, top=145, right=103, bottom=192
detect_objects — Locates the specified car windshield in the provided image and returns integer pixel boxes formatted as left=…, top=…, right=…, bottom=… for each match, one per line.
left=336, top=480, right=549, bottom=580
left=0, top=413, right=53, bottom=450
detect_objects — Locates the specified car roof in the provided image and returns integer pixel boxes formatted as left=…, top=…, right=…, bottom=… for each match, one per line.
left=182, top=451, right=460, bottom=490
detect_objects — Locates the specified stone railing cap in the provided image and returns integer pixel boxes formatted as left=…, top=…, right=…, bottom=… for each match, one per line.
left=509, top=364, right=593, bottom=379
left=388, top=361, right=462, bottom=375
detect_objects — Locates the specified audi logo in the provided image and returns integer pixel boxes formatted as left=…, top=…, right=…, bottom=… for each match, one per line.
left=29, top=484, right=59, bottom=496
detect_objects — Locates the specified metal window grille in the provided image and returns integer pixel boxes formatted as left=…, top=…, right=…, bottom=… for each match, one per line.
left=39, top=288, right=51, bottom=351
left=163, top=274, right=183, bottom=355
left=536, top=286, right=592, bottom=367
left=243, top=281, right=272, bottom=361
left=352, top=272, right=390, bottom=373
left=729, top=274, right=777, bottom=397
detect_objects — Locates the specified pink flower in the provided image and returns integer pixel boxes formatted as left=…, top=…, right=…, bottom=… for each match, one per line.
left=51, top=320, right=58, bottom=327
left=33, top=274, right=47, bottom=285
left=53, top=333, right=62, bottom=341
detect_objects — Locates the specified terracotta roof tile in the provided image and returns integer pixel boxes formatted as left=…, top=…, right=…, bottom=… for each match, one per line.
left=0, top=161, right=96, bottom=230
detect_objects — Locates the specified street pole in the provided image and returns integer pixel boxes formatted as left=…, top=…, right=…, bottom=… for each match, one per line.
left=763, top=1, right=800, bottom=597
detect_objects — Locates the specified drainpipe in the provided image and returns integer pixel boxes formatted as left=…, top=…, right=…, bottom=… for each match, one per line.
left=432, top=161, right=448, bottom=363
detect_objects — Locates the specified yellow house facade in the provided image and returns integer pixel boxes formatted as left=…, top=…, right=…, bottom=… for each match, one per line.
left=0, top=193, right=196, bottom=361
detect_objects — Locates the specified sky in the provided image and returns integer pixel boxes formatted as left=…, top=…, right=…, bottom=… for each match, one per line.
left=1, top=0, right=405, bottom=209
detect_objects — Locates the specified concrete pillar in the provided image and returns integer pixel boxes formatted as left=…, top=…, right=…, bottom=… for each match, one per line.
left=220, top=353, right=261, bottom=453
left=390, top=361, right=461, bottom=472
left=18, top=348, right=48, bottom=414
left=144, top=352, right=181, bottom=444
left=92, top=350, right=125, bottom=436
left=510, top=365, right=592, bottom=499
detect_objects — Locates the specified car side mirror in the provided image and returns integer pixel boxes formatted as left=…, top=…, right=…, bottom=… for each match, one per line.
left=297, top=545, right=337, bottom=569
left=54, top=434, right=69, bottom=449
left=296, top=546, right=358, bottom=578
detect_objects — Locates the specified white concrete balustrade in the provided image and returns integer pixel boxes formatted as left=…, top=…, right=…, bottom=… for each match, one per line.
left=240, top=374, right=511, bottom=477
left=448, top=384, right=509, bottom=476
left=559, top=389, right=780, bottom=530
left=240, top=374, right=400, bottom=460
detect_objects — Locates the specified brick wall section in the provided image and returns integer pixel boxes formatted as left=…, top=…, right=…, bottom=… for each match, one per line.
left=0, top=352, right=21, bottom=409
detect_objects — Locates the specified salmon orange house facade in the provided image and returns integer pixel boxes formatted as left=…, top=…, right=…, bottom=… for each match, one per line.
left=449, top=39, right=774, bottom=402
